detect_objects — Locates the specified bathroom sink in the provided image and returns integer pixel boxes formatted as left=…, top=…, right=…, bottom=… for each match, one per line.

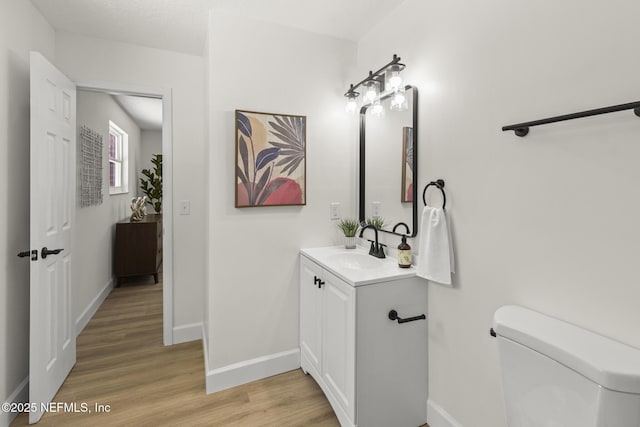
left=325, top=252, right=384, bottom=271
left=300, top=246, right=416, bottom=287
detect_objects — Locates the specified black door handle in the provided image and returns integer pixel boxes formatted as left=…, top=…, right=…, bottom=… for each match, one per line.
left=41, top=247, right=63, bottom=259
left=388, top=309, right=426, bottom=324
left=17, top=250, right=38, bottom=261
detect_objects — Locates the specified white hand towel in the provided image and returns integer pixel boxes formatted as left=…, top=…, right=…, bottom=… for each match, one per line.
left=416, top=206, right=455, bottom=286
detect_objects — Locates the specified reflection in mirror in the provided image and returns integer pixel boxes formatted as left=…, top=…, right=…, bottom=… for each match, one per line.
left=359, top=86, right=418, bottom=237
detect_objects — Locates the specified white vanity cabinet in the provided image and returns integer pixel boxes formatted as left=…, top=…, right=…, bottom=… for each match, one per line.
left=300, top=255, right=356, bottom=421
left=299, top=251, right=427, bottom=427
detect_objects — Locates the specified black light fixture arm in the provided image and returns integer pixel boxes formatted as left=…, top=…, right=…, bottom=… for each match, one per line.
left=344, top=54, right=405, bottom=97
left=502, top=100, right=640, bottom=137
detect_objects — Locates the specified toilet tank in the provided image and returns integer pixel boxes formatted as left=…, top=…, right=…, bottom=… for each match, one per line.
left=493, top=305, right=640, bottom=427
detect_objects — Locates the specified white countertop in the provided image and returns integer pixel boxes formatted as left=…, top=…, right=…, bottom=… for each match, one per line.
left=300, top=245, right=417, bottom=287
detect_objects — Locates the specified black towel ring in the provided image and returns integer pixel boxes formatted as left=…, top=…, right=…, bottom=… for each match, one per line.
left=422, top=179, right=446, bottom=209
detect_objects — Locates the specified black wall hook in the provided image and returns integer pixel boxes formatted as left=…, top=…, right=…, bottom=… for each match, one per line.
left=422, top=179, right=446, bottom=209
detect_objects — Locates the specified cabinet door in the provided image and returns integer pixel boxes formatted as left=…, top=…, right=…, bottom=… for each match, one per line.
left=356, top=278, right=428, bottom=427
left=322, top=271, right=356, bottom=421
left=299, top=256, right=323, bottom=378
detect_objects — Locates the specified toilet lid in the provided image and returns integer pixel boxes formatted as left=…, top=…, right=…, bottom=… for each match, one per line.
left=493, top=305, right=640, bottom=394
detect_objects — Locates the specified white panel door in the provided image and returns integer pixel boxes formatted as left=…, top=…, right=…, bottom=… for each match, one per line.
left=322, top=271, right=355, bottom=422
left=299, top=257, right=323, bottom=378
left=29, top=51, right=76, bottom=424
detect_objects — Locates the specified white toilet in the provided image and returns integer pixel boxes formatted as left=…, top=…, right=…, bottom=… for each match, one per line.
left=493, top=305, right=640, bottom=427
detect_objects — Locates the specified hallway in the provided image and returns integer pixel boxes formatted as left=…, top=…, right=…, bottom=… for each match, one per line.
left=12, top=277, right=338, bottom=426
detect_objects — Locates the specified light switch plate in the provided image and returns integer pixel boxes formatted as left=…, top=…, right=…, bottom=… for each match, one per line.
left=330, top=202, right=340, bottom=220
left=372, top=201, right=381, bottom=217
left=179, top=200, right=191, bottom=215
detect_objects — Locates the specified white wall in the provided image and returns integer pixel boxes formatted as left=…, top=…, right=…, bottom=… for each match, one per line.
left=74, top=90, right=142, bottom=327
left=358, top=1, right=640, bottom=426
left=55, top=33, right=206, bottom=330
left=140, top=130, right=162, bottom=214
left=0, top=1, right=54, bottom=424
left=207, top=12, right=356, bottom=375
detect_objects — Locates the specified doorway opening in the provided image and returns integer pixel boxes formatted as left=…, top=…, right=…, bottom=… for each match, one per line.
left=76, top=82, right=174, bottom=346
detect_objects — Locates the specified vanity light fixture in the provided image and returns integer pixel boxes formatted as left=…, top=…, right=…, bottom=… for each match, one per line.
left=343, top=54, right=406, bottom=113
left=345, top=85, right=359, bottom=114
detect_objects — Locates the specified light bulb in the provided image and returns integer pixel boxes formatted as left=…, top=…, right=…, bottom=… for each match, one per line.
left=387, top=66, right=403, bottom=91
left=345, top=98, right=358, bottom=114
left=372, top=100, right=384, bottom=117
left=364, top=81, right=378, bottom=104
left=390, top=87, right=408, bottom=111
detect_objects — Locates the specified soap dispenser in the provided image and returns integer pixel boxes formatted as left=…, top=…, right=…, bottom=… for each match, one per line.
left=397, top=235, right=412, bottom=268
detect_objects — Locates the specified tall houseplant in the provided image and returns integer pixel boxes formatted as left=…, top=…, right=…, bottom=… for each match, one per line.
left=140, top=154, right=162, bottom=213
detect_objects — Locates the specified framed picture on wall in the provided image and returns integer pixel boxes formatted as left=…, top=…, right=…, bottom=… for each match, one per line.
left=235, top=110, right=306, bottom=208
left=401, top=126, right=413, bottom=203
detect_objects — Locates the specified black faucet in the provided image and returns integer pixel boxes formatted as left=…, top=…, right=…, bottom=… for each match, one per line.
left=359, top=224, right=386, bottom=259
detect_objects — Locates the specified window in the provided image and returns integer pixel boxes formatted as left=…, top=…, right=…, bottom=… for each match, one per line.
left=109, top=121, right=128, bottom=195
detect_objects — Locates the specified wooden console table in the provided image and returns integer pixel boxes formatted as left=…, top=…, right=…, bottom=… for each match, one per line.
left=114, top=214, right=162, bottom=286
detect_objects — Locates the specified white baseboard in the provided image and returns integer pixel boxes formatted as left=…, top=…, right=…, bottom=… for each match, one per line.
left=1, top=377, right=28, bottom=427
left=205, top=348, right=300, bottom=394
left=75, top=278, right=114, bottom=336
left=427, top=399, right=463, bottom=427
left=173, top=322, right=203, bottom=344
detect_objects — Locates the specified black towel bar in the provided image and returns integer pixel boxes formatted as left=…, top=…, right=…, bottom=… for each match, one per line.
left=502, top=100, right=640, bottom=137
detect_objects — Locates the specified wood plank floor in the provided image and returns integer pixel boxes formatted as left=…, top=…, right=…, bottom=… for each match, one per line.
left=11, top=273, right=339, bottom=426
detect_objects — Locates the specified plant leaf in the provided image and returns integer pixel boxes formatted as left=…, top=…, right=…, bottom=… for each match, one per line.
left=276, top=152, right=304, bottom=175
left=268, top=115, right=305, bottom=178
left=236, top=165, right=249, bottom=185
left=238, top=135, right=249, bottom=177
left=236, top=165, right=251, bottom=202
left=272, top=115, right=304, bottom=147
left=254, top=166, right=271, bottom=203
left=270, top=122, right=299, bottom=147
left=257, top=178, right=288, bottom=205
left=255, top=147, right=280, bottom=172
left=237, top=112, right=252, bottom=138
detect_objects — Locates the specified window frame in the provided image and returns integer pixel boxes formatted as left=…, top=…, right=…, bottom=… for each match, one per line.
left=108, top=120, right=129, bottom=195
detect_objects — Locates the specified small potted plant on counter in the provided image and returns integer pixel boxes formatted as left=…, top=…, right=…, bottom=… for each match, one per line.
left=337, top=217, right=360, bottom=249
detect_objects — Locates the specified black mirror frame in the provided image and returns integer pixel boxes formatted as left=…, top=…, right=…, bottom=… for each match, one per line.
left=359, top=85, right=418, bottom=237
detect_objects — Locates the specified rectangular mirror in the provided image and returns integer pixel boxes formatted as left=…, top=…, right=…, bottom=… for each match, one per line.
left=359, top=86, right=418, bottom=236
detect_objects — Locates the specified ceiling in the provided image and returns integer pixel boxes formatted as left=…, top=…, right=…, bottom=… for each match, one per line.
left=31, top=0, right=210, bottom=56
left=34, top=0, right=406, bottom=133
left=113, top=95, right=163, bottom=131
left=209, top=0, right=407, bottom=43
left=31, top=0, right=407, bottom=55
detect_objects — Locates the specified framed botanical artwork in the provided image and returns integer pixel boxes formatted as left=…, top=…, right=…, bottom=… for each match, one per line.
left=235, top=110, right=306, bottom=207
left=401, top=126, right=413, bottom=203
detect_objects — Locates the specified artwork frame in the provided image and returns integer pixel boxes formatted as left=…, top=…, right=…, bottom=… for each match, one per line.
left=401, top=126, right=414, bottom=203
left=235, top=110, right=307, bottom=208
